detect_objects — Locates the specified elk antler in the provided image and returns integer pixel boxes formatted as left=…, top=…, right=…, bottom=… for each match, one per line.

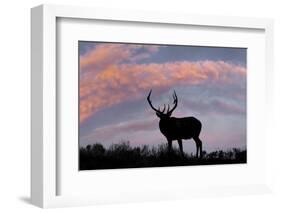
left=167, top=90, right=178, bottom=115
left=147, top=90, right=178, bottom=116
left=147, top=90, right=161, bottom=113
left=161, top=104, right=166, bottom=113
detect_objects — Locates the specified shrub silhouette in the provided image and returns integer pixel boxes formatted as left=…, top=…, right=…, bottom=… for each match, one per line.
left=79, top=142, right=246, bottom=170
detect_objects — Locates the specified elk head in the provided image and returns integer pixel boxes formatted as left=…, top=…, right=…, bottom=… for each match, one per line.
left=147, top=90, right=178, bottom=119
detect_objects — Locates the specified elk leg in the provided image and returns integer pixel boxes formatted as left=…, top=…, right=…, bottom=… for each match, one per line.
left=198, top=138, right=203, bottom=158
left=193, top=137, right=202, bottom=158
left=177, top=139, right=184, bottom=156
left=196, top=143, right=199, bottom=158
left=167, top=140, right=172, bottom=153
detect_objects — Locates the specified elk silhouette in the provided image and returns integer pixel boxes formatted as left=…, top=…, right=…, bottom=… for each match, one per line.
left=147, top=90, right=203, bottom=158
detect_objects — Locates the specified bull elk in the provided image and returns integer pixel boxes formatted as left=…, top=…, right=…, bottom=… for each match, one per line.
left=147, top=90, right=203, bottom=158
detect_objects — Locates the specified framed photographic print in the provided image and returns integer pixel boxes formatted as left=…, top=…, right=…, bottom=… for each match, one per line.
left=31, top=4, right=274, bottom=208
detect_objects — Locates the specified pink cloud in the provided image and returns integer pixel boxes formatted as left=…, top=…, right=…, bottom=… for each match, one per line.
left=82, top=118, right=158, bottom=143
left=80, top=44, right=160, bottom=73
left=80, top=59, right=246, bottom=123
left=180, top=98, right=245, bottom=116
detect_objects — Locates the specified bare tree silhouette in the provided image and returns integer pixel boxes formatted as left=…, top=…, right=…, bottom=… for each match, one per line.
left=147, top=90, right=203, bottom=158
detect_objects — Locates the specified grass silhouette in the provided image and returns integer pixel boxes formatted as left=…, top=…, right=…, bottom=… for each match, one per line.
left=79, top=141, right=246, bottom=170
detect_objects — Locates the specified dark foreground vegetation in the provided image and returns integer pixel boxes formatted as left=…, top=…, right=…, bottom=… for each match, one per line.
left=79, top=142, right=246, bottom=170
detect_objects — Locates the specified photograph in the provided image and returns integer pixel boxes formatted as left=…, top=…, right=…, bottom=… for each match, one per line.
left=79, top=41, right=247, bottom=170
left=25, top=2, right=277, bottom=210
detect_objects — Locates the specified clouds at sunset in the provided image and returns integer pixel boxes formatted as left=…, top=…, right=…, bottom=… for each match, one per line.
left=80, top=43, right=159, bottom=72
left=80, top=46, right=246, bottom=123
left=82, top=118, right=158, bottom=143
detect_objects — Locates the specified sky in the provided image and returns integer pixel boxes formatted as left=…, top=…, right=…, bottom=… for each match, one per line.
left=79, top=41, right=247, bottom=153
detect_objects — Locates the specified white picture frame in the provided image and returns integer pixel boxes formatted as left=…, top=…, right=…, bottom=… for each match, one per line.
left=31, top=4, right=274, bottom=208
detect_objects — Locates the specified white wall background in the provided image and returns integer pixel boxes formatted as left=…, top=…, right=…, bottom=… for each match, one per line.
left=0, top=0, right=281, bottom=212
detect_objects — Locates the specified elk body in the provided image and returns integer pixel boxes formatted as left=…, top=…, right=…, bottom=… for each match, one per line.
left=147, top=90, right=203, bottom=158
